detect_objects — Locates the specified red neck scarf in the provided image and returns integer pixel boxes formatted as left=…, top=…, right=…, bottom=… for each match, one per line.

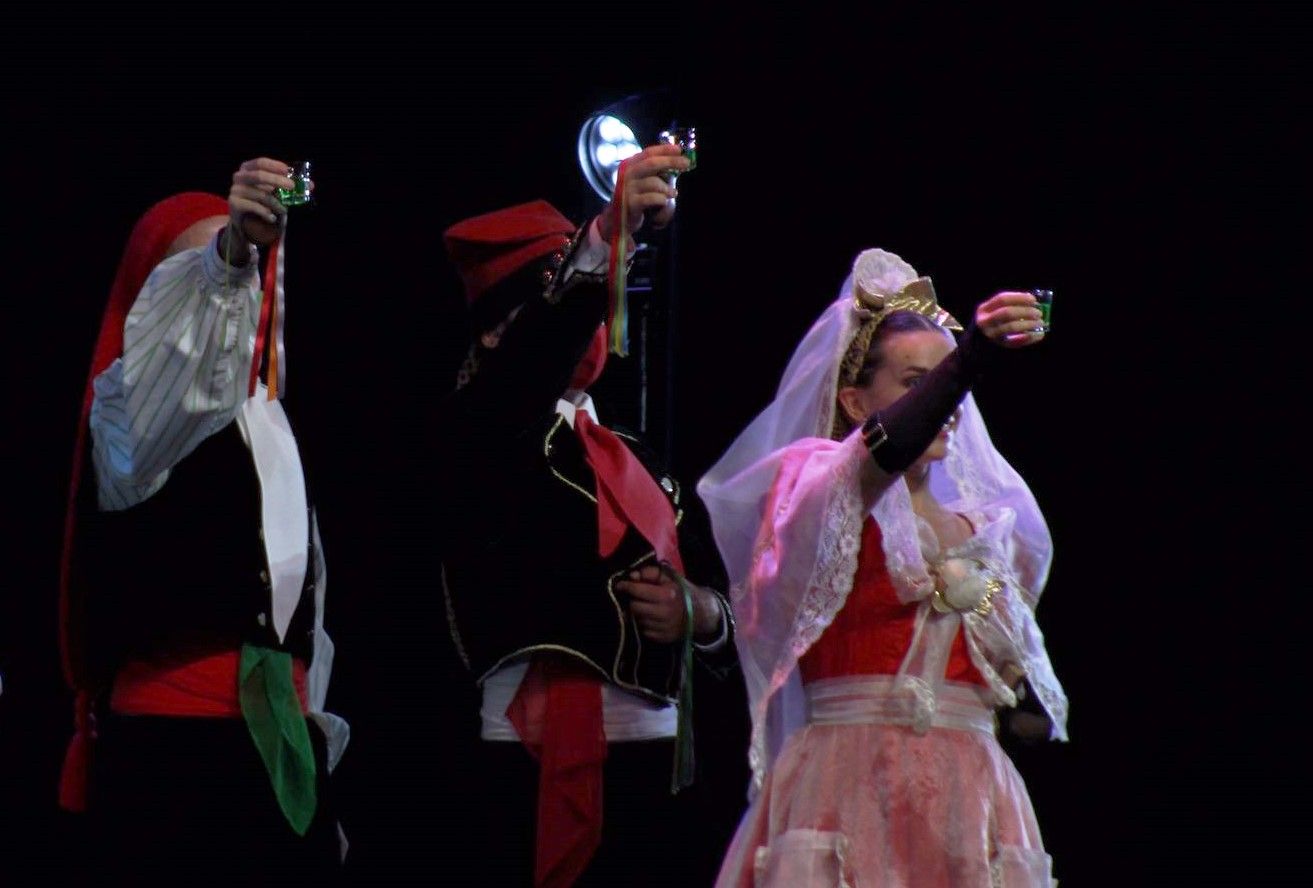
left=58, top=193, right=229, bottom=811
left=508, top=324, right=683, bottom=886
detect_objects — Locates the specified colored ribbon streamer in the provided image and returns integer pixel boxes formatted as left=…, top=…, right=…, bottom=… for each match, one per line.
left=238, top=643, right=317, bottom=836
left=606, top=160, right=630, bottom=357
left=269, top=230, right=287, bottom=399
left=248, top=232, right=286, bottom=400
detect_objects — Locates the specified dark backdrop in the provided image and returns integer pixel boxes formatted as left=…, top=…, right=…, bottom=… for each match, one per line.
left=2, top=7, right=1303, bottom=884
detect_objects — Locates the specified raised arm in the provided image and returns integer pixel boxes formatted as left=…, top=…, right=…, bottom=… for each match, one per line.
left=89, top=158, right=297, bottom=510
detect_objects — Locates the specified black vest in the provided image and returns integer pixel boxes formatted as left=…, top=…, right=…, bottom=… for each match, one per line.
left=78, top=420, right=317, bottom=683
left=438, top=270, right=729, bottom=703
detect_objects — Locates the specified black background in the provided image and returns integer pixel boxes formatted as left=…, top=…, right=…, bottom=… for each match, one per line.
left=2, top=6, right=1304, bottom=884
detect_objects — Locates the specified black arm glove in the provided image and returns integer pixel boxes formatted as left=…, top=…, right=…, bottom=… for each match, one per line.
left=862, top=322, right=1000, bottom=473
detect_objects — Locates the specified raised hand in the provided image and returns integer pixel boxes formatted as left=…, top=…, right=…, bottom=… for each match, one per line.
left=974, top=292, right=1046, bottom=348
left=595, top=144, right=689, bottom=250
left=228, top=157, right=298, bottom=248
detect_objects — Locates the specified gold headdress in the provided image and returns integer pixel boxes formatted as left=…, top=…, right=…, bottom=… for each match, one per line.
left=837, top=249, right=963, bottom=391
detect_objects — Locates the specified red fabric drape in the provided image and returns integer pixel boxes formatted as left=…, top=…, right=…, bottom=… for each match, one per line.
left=508, top=333, right=686, bottom=885
left=58, top=193, right=228, bottom=810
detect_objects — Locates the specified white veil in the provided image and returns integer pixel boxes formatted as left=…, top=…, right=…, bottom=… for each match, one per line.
left=697, top=249, right=1068, bottom=794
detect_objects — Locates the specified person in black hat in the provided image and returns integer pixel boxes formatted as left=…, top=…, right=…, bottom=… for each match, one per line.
left=437, top=142, right=741, bottom=887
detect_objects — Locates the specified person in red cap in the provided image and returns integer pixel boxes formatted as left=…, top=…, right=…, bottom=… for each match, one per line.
left=438, top=142, right=738, bottom=887
left=60, top=157, right=347, bottom=880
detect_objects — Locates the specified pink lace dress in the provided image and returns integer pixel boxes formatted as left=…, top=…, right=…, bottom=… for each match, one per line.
left=715, top=518, right=1053, bottom=887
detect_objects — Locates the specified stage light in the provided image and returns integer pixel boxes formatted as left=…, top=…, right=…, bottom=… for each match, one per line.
left=573, top=89, right=684, bottom=464
left=578, top=114, right=641, bottom=201
left=598, top=115, right=631, bottom=143
left=579, top=90, right=681, bottom=202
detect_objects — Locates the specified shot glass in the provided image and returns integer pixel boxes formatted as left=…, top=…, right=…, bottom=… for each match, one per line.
left=1029, top=288, right=1053, bottom=333
left=658, top=127, right=697, bottom=184
left=276, top=160, right=314, bottom=207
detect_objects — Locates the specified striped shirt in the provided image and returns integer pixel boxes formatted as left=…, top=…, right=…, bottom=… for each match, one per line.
left=90, top=233, right=259, bottom=511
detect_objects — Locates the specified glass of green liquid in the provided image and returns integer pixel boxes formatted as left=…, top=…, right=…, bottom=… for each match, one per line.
left=276, top=160, right=314, bottom=207
left=658, top=127, right=697, bottom=182
left=1030, top=288, right=1053, bottom=333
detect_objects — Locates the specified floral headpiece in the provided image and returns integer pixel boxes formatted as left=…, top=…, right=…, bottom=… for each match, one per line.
left=837, top=248, right=963, bottom=391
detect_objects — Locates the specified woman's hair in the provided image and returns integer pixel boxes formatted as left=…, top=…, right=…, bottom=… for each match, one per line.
left=850, top=310, right=943, bottom=387
left=832, top=309, right=947, bottom=438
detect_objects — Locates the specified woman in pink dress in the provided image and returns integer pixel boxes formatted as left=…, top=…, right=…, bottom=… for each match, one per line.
left=698, top=248, right=1068, bottom=887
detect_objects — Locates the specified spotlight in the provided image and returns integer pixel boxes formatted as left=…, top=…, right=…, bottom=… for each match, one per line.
left=577, top=90, right=678, bottom=202
left=578, top=114, right=641, bottom=201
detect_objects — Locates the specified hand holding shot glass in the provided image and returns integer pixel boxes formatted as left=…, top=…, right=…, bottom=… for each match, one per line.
left=970, top=291, right=1051, bottom=348
left=228, top=157, right=307, bottom=247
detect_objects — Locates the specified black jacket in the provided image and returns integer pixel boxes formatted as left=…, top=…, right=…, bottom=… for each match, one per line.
left=438, top=261, right=731, bottom=704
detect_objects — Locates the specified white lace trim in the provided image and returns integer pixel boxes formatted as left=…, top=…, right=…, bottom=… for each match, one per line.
left=750, top=435, right=864, bottom=791
left=791, top=441, right=865, bottom=659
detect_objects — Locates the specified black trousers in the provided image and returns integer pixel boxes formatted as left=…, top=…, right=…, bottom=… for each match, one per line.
left=89, top=712, right=343, bottom=884
left=473, top=738, right=726, bottom=887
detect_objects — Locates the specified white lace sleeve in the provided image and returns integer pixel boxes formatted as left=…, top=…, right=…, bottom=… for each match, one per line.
left=732, top=433, right=869, bottom=790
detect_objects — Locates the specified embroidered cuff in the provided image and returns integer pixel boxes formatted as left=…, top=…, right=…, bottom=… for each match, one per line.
left=543, top=218, right=636, bottom=304
left=542, top=223, right=590, bottom=305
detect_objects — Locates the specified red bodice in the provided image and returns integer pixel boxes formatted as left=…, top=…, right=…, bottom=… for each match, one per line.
left=798, top=517, right=985, bottom=686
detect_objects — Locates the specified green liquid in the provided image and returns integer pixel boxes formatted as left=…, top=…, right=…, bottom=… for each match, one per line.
left=276, top=179, right=312, bottom=207
left=683, top=147, right=697, bottom=171
left=1033, top=291, right=1053, bottom=331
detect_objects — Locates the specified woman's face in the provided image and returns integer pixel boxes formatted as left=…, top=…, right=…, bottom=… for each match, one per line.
left=840, top=329, right=959, bottom=463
